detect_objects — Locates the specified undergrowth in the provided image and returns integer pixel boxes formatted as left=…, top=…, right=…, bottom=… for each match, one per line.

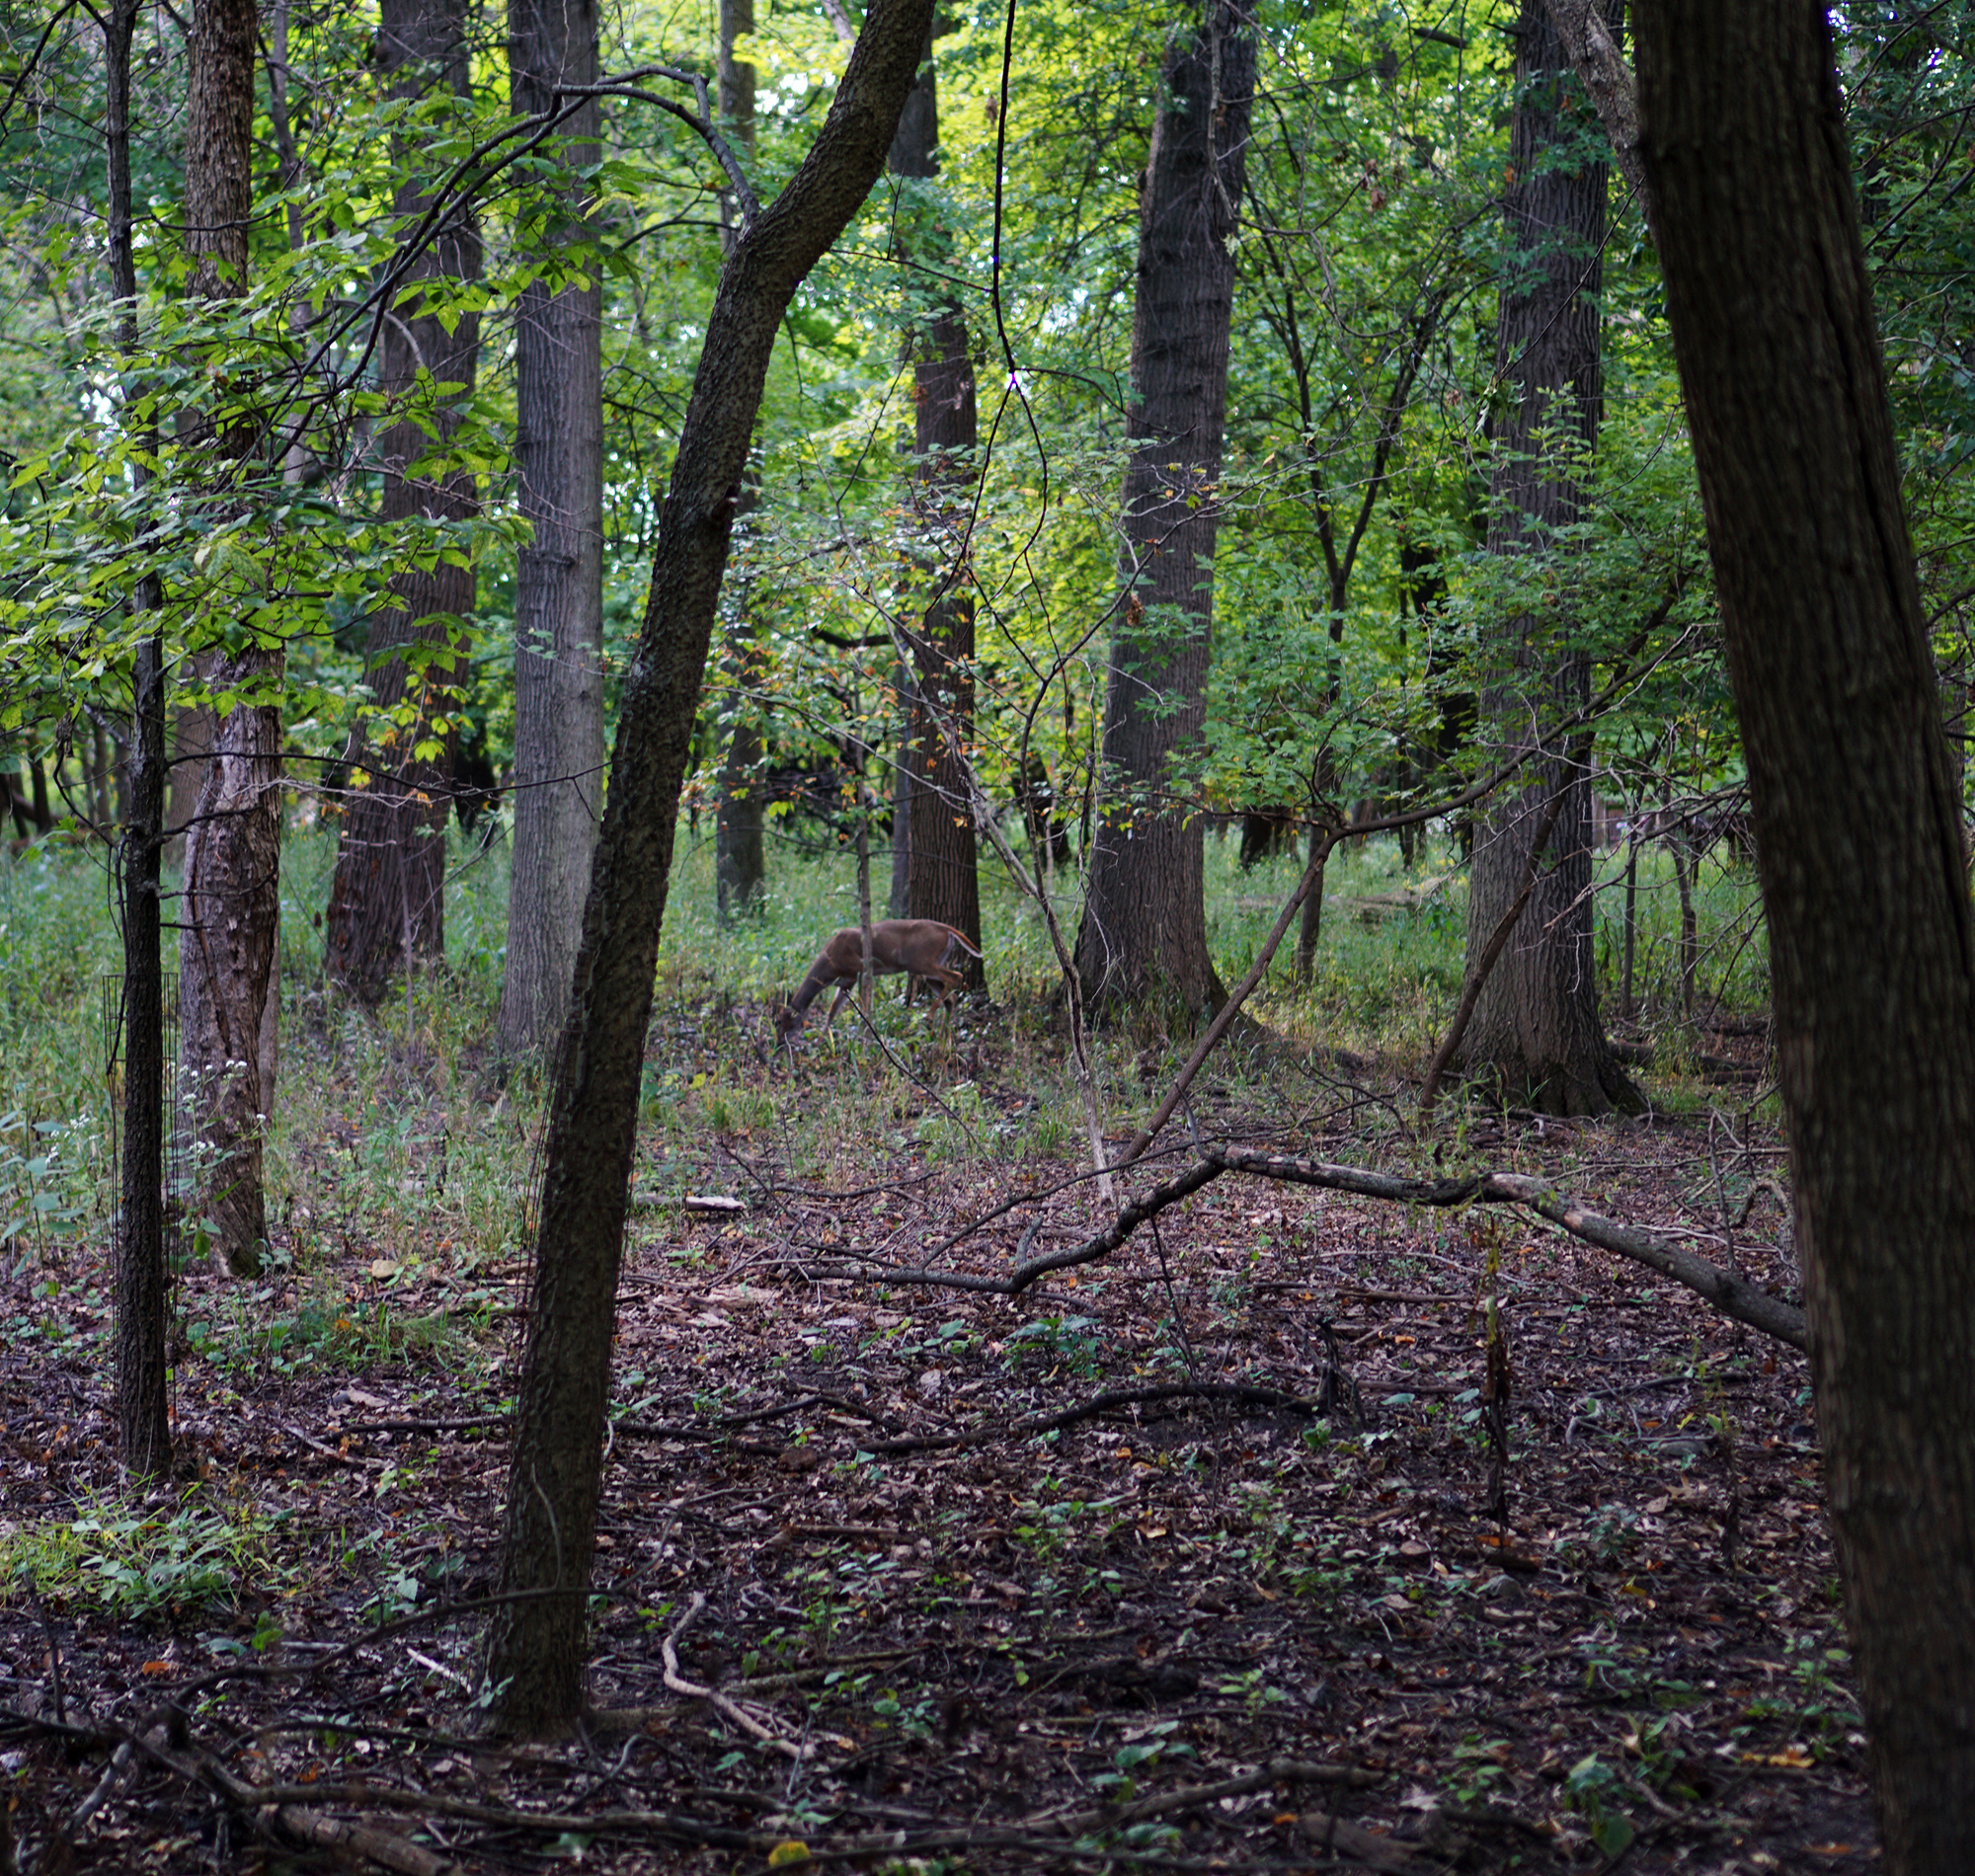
left=0, top=811, right=1770, bottom=1290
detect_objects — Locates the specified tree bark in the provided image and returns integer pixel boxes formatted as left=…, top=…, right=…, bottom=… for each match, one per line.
left=497, top=0, right=605, bottom=1056
left=105, top=0, right=169, bottom=1479
left=894, top=25, right=983, bottom=980
left=1457, top=0, right=1636, bottom=1117
left=1540, top=0, right=1649, bottom=213
left=324, top=0, right=482, bottom=1002
left=1635, top=7, right=1975, bottom=1863
left=177, top=0, right=281, bottom=1278
left=485, top=0, right=935, bottom=1738
left=1073, top=1, right=1253, bottom=1023
left=714, top=0, right=767, bottom=926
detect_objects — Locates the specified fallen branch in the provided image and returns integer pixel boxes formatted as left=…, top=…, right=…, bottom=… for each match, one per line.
left=662, top=1592, right=810, bottom=1759
left=1047, top=1146, right=1810, bottom=1351
left=823, top=1144, right=1805, bottom=1351
left=862, top=1379, right=1321, bottom=1455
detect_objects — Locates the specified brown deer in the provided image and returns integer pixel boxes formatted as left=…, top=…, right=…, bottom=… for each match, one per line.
left=772, top=919, right=982, bottom=1038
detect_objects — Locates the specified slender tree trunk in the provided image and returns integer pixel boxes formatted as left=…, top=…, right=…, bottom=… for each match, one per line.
left=1636, top=6, right=1975, bottom=1863
left=497, top=0, right=605, bottom=1056
left=887, top=660, right=912, bottom=917
left=1, top=744, right=28, bottom=838
left=177, top=0, right=281, bottom=1279
left=893, top=27, right=984, bottom=978
left=324, top=0, right=482, bottom=1001
left=1457, top=0, right=1636, bottom=1116
left=106, top=0, right=169, bottom=1479
left=713, top=0, right=768, bottom=926
left=1295, top=823, right=1326, bottom=981
left=1073, top=0, right=1253, bottom=1024
left=485, top=0, right=935, bottom=1738
left=89, top=717, right=112, bottom=830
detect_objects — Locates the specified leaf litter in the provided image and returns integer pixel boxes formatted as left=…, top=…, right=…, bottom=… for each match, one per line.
left=0, top=1020, right=1876, bottom=1873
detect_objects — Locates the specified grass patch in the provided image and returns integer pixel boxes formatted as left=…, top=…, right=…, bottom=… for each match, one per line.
left=2, top=1484, right=288, bottom=1621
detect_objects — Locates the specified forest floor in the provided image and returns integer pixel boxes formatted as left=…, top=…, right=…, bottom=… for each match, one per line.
left=0, top=1005, right=1876, bottom=1875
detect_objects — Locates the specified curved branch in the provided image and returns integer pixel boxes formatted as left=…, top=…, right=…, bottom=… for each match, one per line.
left=829, top=1143, right=1808, bottom=1353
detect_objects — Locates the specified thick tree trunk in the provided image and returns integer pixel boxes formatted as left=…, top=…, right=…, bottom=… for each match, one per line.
left=894, top=31, right=983, bottom=980
left=177, top=0, right=281, bottom=1278
left=484, top=0, right=935, bottom=1737
left=1073, top=1, right=1253, bottom=1023
left=714, top=0, right=767, bottom=925
left=1457, top=0, right=1635, bottom=1116
left=497, top=0, right=605, bottom=1056
left=1636, top=8, right=1975, bottom=1863
left=105, top=0, right=169, bottom=1479
left=324, top=0, right=481, bottom=1001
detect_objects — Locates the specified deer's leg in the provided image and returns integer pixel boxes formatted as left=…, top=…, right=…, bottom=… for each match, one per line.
left=824, top=982, right=854, bottom=1030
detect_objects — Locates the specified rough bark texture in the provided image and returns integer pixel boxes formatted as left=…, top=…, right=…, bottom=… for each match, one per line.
left=1073, top=1, right=1253, bottom=1023
left=1541, top=0, right=1649, bottom=212
left=485, top=0, right=936, bottom=1737
left=177, top=0, right=281, bottom=1278
left=1636, top=7, right=1975, bottom=1863
left=323, top=0, right=481, bottom=1001
left=714, top=0, right=767, bottom=925
left=1458, top=0, right=1635, bottom=1116
left=713, top=492, right=766, bottom=922
left=497, top=0, right=605, bottom=1056
left=117, top=635, right=170, bottom=1472
left=894, top=28, right=983, bottom=979
left=106, top=0, right=169, bottom=1479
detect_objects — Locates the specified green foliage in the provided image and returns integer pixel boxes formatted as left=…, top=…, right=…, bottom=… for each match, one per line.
left=3, top=1486, right=285, bottom=1619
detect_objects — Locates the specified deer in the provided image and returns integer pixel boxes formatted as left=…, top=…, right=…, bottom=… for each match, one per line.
left=771, top=919, right=983, bottom=1040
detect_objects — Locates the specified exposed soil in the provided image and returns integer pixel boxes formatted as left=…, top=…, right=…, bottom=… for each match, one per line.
left=0, top=1014, right=1875, bottom=1874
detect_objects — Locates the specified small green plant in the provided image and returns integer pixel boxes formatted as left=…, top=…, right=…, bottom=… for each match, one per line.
left=1564, top=1754, right=1637, bottom=1861
left=1091, top=1720, right=1194, bottom=1799
left=1448, top=1735, right=1512, bottom=1803
left=1005, top=1315, right=1105, bottom=1378
left=0, top=1110, right=86, bottom=1266
left=870, top=1687, right=939, bottom=1742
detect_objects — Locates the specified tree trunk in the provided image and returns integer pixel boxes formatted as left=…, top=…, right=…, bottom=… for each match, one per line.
left=893, top=27, right=983, bottom=979
left=497, top=0, right=605, bottom=1056
left=164, top=701, right=213, bottom=850
left=177, top=0, right=281, bottom=1279
left=714, top=0, right=767, bottom=925
left=106, top=0, right=169, bottom=1479
left=324, top=0, right=481, bottom=1002
left=1073, top=0, right=1253, bottom=1024
left=484, top=0, right=935, bottom=1738
left=1457, top=0, right=1635, bottom=1116
left=887, top=660, right=911, bottom=917
left=1636, top=8, right=1975, bottom=1862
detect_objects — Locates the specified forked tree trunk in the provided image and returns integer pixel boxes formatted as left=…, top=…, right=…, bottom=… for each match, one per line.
left=485, top=0, right=935, bottom=1737
left=497, top=0, right=605, bottom=1056
left=1637, top=6, right=1975, bottom=1862
left=177, top=0, right=281, bottom=1279
left=1457, top=0, right=1636, bottom=1116
left=893, top=27, right=984, bottom=979
left=324, top=0, right=481, bottom=1001
left=1073, top=1, right=1253, bottom=1024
